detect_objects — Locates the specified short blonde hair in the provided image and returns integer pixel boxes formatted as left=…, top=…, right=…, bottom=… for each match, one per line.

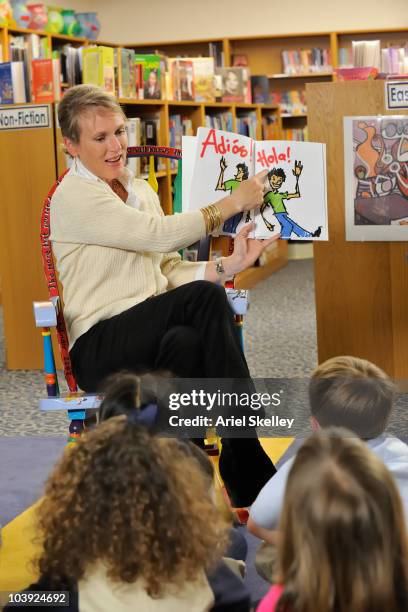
left=58, top=84, right=126, bottom=143
left=309, top=356, right=395, bottom=438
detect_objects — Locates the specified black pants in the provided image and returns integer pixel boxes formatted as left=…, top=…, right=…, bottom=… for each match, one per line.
left=70, top=281, right=276, bottom=506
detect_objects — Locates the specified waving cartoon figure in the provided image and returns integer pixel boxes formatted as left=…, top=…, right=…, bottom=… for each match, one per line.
left=262, top=161, right=321, bottom=238
left=215, top=156, right=251, bottom=233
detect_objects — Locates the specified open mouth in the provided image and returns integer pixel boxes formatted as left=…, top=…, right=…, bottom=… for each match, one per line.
left=106, top=154, right=122, bottom=163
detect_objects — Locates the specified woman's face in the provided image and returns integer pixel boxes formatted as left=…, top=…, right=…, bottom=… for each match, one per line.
left=65, top=108, right=128, bottom=182
left=225, top=71, right=239, bottom=93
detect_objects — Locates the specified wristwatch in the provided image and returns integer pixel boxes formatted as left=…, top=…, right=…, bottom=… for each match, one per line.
left=215, top=257, right=226, bottom=276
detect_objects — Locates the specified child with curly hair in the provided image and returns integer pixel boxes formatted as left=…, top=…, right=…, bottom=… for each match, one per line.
left=6, top=418, right=251, bottom=611
left=257, top=428, right=408, bottom=612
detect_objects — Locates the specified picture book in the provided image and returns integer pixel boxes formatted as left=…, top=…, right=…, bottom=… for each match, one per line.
left=135, top=53, right=162, bottom=100
left=185, top=57, right=215, bottom=102
left=170, top=59, right=195, bottom=101
left=182, top=127, right=328, bottom=240
left=251, top=75, right=270, bottom=104
left=125, top=117, right=141, bottom=177
left=31, top=59, right=54, bottom=103
left=82, top=46, right=115, bottom=93
left=0, top=61, right=26, bottom=103
left=0, top=62, right=15, bottom=103
left=216, top=67, right=246, bottom=103
left=120, top=48, right=137, bottom=98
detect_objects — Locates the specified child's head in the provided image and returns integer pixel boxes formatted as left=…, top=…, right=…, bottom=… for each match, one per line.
left=276, top=428, right=408, bottom=612
left=35, top=417, right=228, bottom=594
left=98, top=371, right=174, bottom=430
left=309, top=356, right=395, bottom=439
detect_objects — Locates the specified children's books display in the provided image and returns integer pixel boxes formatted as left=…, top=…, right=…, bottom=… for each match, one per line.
left=183, top=127, right=327, bottom=240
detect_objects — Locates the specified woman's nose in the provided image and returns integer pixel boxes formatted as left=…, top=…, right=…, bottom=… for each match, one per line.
left=108, top=135, right=122, bottom=151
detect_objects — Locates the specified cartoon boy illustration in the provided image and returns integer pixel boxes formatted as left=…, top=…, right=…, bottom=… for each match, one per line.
left=215, top=156, right=252, bottom=233
left=262, top=161, right=321, bottom=238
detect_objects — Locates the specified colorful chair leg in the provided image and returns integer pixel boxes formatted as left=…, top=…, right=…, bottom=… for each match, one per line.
left=41, top=327, right=59, bottom=397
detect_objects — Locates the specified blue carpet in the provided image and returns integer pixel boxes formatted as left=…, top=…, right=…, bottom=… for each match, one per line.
left=0, top=436, right=66, bottom=526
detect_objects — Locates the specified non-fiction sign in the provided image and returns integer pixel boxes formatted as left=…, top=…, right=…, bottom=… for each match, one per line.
left=0, top=105, right=50, bottom=130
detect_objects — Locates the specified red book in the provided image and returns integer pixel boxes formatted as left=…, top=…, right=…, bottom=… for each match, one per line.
left=31, top=59, right=54, bottom=102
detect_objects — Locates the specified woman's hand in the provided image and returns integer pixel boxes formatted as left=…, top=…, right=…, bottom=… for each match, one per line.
left=230, top=170, right=268, bottom=212
left=224, top=222, right=280, bottom=275
left=203, top=222, right=280, bottom=283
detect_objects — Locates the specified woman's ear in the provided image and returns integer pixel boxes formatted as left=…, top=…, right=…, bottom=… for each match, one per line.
left=63, top=137, right=78, bottom=158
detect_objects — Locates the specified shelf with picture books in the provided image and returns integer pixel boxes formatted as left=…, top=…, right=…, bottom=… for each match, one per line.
left=335, top=29, right=408, bottom=78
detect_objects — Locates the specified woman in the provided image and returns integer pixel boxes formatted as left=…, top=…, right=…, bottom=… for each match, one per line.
left=257, top=428, right=408, bottom=612
left=51, top=84, right=277, bottom=506
left=6, top=418, right=251, bottom=611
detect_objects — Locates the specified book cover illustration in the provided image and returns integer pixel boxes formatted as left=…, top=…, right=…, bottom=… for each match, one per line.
left=0, top=61, right=26, bottom=103
left=186, top=57, right=215, bottom=102
left=32, top=59, right=54, bottom=103
left=183, top=127, right=327, bottom=240
left=216, top=67, right=246, bottom=103
left=344, top=115, right=408, bottom=241
left=251, top=75, right=270, bottom=104
left=82, top=46, right=114, bottom=93
left=170, top=59, right=195, bottom=101
left=120, top=48, right=137, bottom=98
left=0, top=62, right=14, bottom=103
left=135, top=54, right=162, bottom=99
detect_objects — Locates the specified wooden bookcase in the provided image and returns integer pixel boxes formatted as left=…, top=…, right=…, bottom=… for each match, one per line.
left=125, top=28, right=408, bottom=140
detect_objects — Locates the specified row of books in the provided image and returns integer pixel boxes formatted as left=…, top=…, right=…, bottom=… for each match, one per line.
left=281, top=127, right=308, bottom=141
left=340, top=41, right=408, bottom=75
left=270, top=90, right=307, bottom=116
left=205, top=112, right=233, bottom=132
left=0, top=58, right=61, bottom=104
left=9, top=33, right=50, bottom=60
left=261, top=115, right=281, bottom=140
left=281, top=48, right=332, bottom=75
left=236, top=111, right=257, bottom=138
left=121, top=50, right=254, bottom=103
left=0, top=41, right=275, bottom=106
left=124, top=116, right=166, bottom=177
left=168, top=114, right=194, bottom=169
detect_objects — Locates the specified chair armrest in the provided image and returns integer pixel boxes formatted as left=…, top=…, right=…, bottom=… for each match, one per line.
left=33, top=300, right=57, bottom=328
left=226, top=289, right=249, bottom=316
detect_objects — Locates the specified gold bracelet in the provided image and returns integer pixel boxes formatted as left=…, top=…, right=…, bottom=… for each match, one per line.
left=200, top=207, right=211, bottom=233
left=201, top=204, right=222, bottom=234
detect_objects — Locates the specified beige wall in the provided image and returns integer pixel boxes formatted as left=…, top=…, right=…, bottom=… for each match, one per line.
left=56, top=0, right=408, bottom=44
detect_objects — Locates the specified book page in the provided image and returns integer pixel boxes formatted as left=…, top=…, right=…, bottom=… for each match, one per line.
left=254, top=140, right=328, bottom=240
left=187, top=127, right=255, bottom=236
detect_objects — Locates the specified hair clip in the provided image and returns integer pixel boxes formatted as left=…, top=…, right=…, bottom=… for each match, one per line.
left=127, top=403, right=158, bottom=429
